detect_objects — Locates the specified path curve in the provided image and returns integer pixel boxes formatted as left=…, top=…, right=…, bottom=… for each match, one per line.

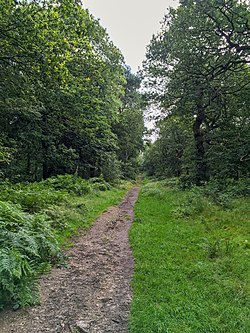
left=0, top=186, right=140, bottom=333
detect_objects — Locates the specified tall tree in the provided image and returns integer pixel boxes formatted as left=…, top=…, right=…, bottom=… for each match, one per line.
left=143, top=0, right=250, bottom=183
left=113, top=67, right=145, bottom=178
left=0, top=0, right=126, bottom=181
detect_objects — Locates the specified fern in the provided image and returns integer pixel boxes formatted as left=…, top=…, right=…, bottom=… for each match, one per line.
left=0, top=174, right=100, bottom=309
left=0, top=182, right=68, bottom=213
left=0, top=201, right=61, bottom=309
left=0, top=249, right=35, bottom=309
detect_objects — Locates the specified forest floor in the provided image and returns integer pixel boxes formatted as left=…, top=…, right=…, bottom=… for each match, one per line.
left=0, top=186, right=140, bottom=333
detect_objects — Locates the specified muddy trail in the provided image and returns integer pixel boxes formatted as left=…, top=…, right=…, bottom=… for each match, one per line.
left=0, top=186, right=140, bottom=333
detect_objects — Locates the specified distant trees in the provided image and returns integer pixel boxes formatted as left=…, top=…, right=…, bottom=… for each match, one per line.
left=143, top=0, right=250, bottom=184
left=114, top=67, right=145, bottom=178
left=0, top=0, right=144, bottom=182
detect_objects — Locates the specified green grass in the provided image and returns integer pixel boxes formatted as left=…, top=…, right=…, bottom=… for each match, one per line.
left=0, top=175, right=133, bottom=309
left=54, top=181, right=132, bottom=247
left=129, top=181, right=250, bottom=333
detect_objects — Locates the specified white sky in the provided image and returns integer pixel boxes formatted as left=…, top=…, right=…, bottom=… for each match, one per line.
left=83, top=0, right=179, bottom=72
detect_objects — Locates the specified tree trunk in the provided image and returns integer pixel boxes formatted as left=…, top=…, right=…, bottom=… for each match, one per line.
left=42, top=161, right=50, bottom=179
left=42, top=140, right=52, bottom=179
left=193, top=88, right=209, bottom=185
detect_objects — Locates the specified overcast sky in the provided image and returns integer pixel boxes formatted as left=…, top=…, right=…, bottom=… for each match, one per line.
left=83, top=0, right=179, bottom=72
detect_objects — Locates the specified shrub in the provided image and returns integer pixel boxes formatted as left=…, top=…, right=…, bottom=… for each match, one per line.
left=42, top=174, right=90, bottom=196
left=0, top=181, right=68, bottom=213
left=140, top=182, right=165, bottom=199
left=0, top=201, right=61, bottom=309
left=225, top=178, right=250, bottom=197
left=161, top=178, right=179, bottom=188
left=173, top=188, right=207, bottom=218
left=197, top=179, right=250, bottom=209
left=100, top=152, right=122, bottom=183
left=88, top=176, right=112, bottom=191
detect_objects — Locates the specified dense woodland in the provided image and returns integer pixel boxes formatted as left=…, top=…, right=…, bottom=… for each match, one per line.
left=1, top=0, right=249, bottom=184
left=0, top=0, right=144, bottom=182
left=143, top=0, right=250, bottom=185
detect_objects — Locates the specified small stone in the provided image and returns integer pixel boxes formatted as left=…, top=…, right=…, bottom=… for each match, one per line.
left=75, top=321, right=90, bottom=333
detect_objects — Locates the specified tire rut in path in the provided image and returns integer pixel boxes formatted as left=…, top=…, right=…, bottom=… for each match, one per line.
left=0, top=186, right=140, bottom=333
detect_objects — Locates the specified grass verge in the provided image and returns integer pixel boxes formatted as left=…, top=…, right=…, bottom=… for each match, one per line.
left=129, top=181, right=250, bottom=333
left=0, top=175, right=133, bottom=309
left=54, top=181, right=133, bottom=247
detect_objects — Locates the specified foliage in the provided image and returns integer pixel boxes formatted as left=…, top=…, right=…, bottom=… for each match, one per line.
left=140, top=181, right=166, bottom=199
left=0, top=181, right=68, bottom=213
left=172, top=187, right=208, bottom=217
left=201, top=178, right=250, bottom=209
left=98, top=152, right=122, bottom=184
left=130, top=180, right=250, bottom=332
left=143, top=116, right=194, bottom=178
left=43, top=174, right=90, bottom=195
left=0, top=201, right=61, bottom=309
left=143, top=0, right=250, bottom=184
left=113, top=67, right=145, bottom=179
left=88, top=174, right=112, bottom=191
left=0, top=0, right=144, bottom=183
left=0, top=175, right=132, bottom=309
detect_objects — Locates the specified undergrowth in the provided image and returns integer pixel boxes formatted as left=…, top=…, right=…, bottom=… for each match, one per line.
left=130, top=179, right=250, bottom=333
left=0, top=201, right=61, bottom=309
left=0, top=175, right=131, bottom=310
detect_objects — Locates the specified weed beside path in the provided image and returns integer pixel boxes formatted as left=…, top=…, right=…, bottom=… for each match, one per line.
left=129, top=181, right=250, bottom=333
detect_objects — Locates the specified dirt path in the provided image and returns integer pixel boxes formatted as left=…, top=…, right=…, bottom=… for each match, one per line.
left=0, top=186, right=140, bottom=333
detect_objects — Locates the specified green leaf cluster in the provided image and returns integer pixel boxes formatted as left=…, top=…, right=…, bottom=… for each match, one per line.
left=114, top=67, right=145, bottom=179
left=0, top=201, right=61, bottom=309
left=143, top=0, right=250, bottom=185
left=0, top=1, right=144, bottom=182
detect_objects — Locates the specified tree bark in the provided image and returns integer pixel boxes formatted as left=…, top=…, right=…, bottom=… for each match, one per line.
left=192, top=88, right=209, bottom=185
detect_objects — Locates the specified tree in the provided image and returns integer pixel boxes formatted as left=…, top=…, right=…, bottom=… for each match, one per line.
left=143, top=0, right=250, bottom=184
left=0, top=0, right=126, bottom=181
left=113, top=67, right=145, bottom=178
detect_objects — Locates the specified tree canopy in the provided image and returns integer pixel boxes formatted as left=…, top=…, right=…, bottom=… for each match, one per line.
left=0, top=0, right=144, bottom=182
left=143, top=0, right=250, bottom=184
